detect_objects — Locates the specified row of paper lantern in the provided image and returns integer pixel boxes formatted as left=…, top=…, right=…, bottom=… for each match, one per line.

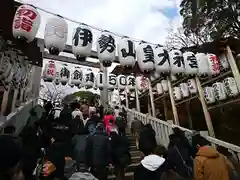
left=204, top=77, right=239, bottom=104
left=12, top=4, right=230, bottom=75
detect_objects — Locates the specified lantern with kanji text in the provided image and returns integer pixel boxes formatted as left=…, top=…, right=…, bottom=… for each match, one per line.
left=169, top=49, right=185, bottom=74
left=12, top=4, right=40, bottom=43
left=72, top=24, right=93, bottom=60
left=196, top=53, right=210, bottom=76
left=42, top=60, right=56, bottom=82
left=173, top=86, right=182, bottom=101
left=136, top=42, right=154, bottom=72
left=204, top=87, right=215, bottom=104
left=223, top=77, right=239, bottom=97
left=135, top=75, right=148, bottom=92
left=84, top=69, right=95, bottom=89
left=183, top=51, right=198, bottom=75
left=154, top=45, right=170, bottom=74
left=59, top=64, right=70, bottom=86
left=187, top=79, right=198, bottom=94
left=44, top=15, right=68, bottom=55
left=126, top=74, right=135, bottom=91
left=207, top=54, right=220, bottom=76
left=180, top=83, right=189, bottom=98
left=97, top=31, right=116, bottom=67
left=118, top=37, right=136, bottom=67
left=212, top=82, right=227, bottom=101
left=70, top=66, right=83, bottom=86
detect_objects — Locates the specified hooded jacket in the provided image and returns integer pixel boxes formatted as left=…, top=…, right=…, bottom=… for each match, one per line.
left=134, top=154, right=166, bottom=180
left=194, top=146, right=230, bottom=180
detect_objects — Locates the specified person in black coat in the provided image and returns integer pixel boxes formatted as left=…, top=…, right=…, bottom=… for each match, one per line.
left=84, top=112, right=101, bottom=135
left=110, top=132, right=131, bottom=180
left=166, top=132, right=193, bottom=178
left=139, top=124, right=157, bottom=156
left=85, top=123, right=111, bottom=180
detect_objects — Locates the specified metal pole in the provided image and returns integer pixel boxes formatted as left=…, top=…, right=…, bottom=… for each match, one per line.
left=167, top=76, right=179, bottom=125
left=135, top=86, right=140, bottom=111
left=148, top=78, right=156, bottom=117
left=195, top=76, right=215, bottom=137
left=103, top=66, right=108, bottom=111
left=125, top=87, right=129, bottom=109
left=226, top=46, right=240, bottom=90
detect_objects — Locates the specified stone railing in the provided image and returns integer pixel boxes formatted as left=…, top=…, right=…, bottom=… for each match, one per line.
left=0, top=98, right=37, bottom=134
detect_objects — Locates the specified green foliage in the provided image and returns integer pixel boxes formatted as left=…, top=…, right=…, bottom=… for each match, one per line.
left=180, top=0, right=240, bottom=40
left=72, top=91, right=100, bottom=105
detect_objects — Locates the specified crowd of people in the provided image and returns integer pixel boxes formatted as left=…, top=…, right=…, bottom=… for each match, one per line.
left=0, top=100, right=240, bottom=180
left=131, top=118, right=240, bottom=180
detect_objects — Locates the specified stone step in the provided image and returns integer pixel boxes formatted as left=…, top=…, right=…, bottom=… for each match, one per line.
left=125, top=163, right=139, bottom=173
left=130, top=150, right=141, bottom=157
left=129, top=145, right=137, bottom=151
left=108, top=172, right=134, bottom=180
left=131, top=156, right=141, bottom=164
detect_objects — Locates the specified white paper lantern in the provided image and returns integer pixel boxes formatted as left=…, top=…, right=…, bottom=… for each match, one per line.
left=173, top=87, right=182, bottom=101
left=107, top=73, right=117, bottom=91
left=68, top=81, right=74, bottom=88
left=156, top=83, right=163, bottom=95
left=212, top=82, right=227, bottom=101
left=70, top=67, right=83, bottom=86
left=72, top=24, right=93, bottom=59
left=180, top=83, right=190, bottom=98
left=84, top=69, right=95, bottom=89
left=219, top=54, right=229, bottom=71
left=207, top=54, right=220, bottom=76
left=118, top=37, right=136, bottom=67
left=136, top=42, right=154, bottom=72
left=154, top=45, right=170, bottom=73
left=183, top=51, right=198, bottom=75
left=161, top=80, right=168, bottom=92
left=43, top=61, right=56, bottom=82
left=59, top=65, right=70, bottom=86
left=97, top=31, right=116, bottom=67
left=12, top=4, right=40, bottom=43
left=223, top=77, right=239, bottom=97
left=136, top=75, right=148, bottom=92
left=187, top=79, right=198, bottom=94
left=44, top=15, right=68, bottom=55
left=117, top=74, right=127, bottom=90
left=93, top=77, right=98, bottom=90
left=171, top=74, right=177, bottom=81
left=127, top=75, right=135, bottom=91
left=196, top=53, right=210, bottom=76
left=204, top=87, right=215, bottom=104
left=169, top=49, right=185, bottom=74
left=96, top=72, right=104, bottom=90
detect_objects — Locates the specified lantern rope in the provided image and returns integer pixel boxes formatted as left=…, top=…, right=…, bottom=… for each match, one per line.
left=26, top=2, right=158, bottom=46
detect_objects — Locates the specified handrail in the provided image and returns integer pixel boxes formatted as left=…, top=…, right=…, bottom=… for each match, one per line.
left=123, top=106, right=240, bottom=158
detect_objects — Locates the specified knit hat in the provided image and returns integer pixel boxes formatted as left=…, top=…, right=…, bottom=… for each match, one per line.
left=0, top=135, right=22, bottom=173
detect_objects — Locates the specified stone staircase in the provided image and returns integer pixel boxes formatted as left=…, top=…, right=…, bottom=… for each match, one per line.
left=108, top=131, right=141, bottom=180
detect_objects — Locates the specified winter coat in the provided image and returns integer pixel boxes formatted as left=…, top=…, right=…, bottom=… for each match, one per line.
left=72, top=116, right=84, bottom=135
left=139, top=127, right=157, bottom=155
left=134, top=154, right=166, bottom=180
left=131, top=120, right=144, bottom=135
left=72, top=134, right=87, bottom=164
left=194, top=146, right=230, bottom=180
left=110, top=133, right=131, bottom=167
left=104, top=115, right=116, bottom=135
left=167, top=144, right=193, bottom=178
left=116, top=116, right=126, bottom=129
left=85, top=130, right=111, bottom=167
left=84, top=115, right=101, bottom=134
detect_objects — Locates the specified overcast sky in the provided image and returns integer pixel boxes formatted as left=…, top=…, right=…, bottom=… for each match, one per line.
left=19, top=0, right=183, bottom=97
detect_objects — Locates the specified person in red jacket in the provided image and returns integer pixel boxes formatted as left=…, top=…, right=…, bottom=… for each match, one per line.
left=104, top=115, right=116, bottom=136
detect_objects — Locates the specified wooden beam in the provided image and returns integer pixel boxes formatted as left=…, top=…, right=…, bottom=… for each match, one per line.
left=43, top=52, right=101, bottom=68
